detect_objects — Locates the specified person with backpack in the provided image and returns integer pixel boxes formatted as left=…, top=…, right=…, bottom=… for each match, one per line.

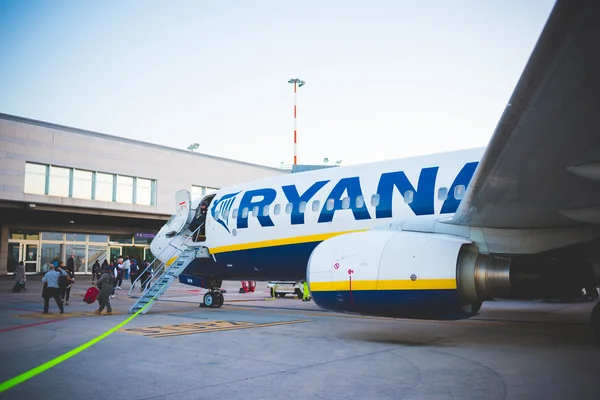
left=41, top=263, right=69, bottom=314
left=56, top=262, right=74, bottom=306
left=95, top=265, right=114, bottom=315
left=91, top=260, right=101, bottom=284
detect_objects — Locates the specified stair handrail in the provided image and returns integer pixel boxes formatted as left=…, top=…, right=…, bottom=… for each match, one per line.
left=128, top=224, right=203, bottom=297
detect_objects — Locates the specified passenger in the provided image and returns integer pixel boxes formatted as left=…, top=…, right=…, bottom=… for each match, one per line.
left=114, top=257, right=124, bottom=290
left=64, top=264, right=76, bottom=306
left=123, top=256, right=131, bottom=280
left=91, top=260, right=101, bottom=284
left=56, top=262, right=74, bottom=305
left=41, top=264, right=67, bottom=314
left=13, top=261, right=26, bottom=292
left=129, top=256, right=139, bottom=288
left=140, top=260, right=152, bottom=291
left=67, top=254, right=75, bottom=271
left=95, top=265, right=114, bottom=315
left=99, top=259, right=108, bottom=282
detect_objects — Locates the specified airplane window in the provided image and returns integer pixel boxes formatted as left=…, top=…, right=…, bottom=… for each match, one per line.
left=341, top=197, right=350, bottom=209
left=454, top=185, right=466, bottom=200
left=403, top=190, right=414, bottom=204
left=285, top=203, right=293, bottom=214
left=274, top=204, right=281, bottom=215
left=252, top=206, right=259, bottom=217
left=222, top=207, right=230, bottom=219
left=326, top=198, right=335, bottom=211
left=299, top=201, right=307, bottom=213
left=232, top=208, right=238, bottom=219
left=242, top=208, right=248, bottom=218
left=311, top=200, right=320, bottom=212
left=438, top=187, right=448, bottom=201
left=262, top=205, right=270, bottom=216
left=356, top=195, right=365, bottom=208
left=371, top=194, right=380, bottom=207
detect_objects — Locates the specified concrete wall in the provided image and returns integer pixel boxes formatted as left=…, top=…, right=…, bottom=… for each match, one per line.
left=0, top=114, right=287, bottom=216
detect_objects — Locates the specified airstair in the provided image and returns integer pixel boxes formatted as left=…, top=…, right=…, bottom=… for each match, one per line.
left=128, top=247, right=196, bottom=314
left=128, top=224, right=205, bottom=315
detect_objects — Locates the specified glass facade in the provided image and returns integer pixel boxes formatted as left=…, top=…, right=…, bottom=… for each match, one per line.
left=6, top=230, right=152, bottom=274
left=23, top=162, right=156, bottom=206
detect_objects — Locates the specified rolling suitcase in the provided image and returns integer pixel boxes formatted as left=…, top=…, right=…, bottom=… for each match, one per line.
left=83, top=286, right=99, bottom=304
left=12, top=280, right=25, bottom=293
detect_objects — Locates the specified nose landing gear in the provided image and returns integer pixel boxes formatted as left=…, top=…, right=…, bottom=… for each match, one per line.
left=201, top=290, right=224, bottom=308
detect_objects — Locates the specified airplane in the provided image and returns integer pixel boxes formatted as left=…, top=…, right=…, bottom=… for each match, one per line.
left=149, top=0, right=600, bottom=339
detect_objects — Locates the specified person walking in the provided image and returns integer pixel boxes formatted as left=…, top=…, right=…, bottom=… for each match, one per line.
left=56, top=262, right=74, bottom=306
left=41, top=264, right=68, bottom=314
left=95, top=265, right=114, bottom=315
left=91, top=260, right=101, bottom=284
left=64, top=264, right=76, bottom=305
left=13, top=261, right=26, bottom=292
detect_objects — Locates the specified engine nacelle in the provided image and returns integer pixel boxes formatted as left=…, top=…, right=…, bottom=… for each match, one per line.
left=307, top=231, right=511, bottom=320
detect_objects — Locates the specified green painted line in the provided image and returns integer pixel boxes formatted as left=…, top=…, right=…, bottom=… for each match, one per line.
left=0, top=296, right=157, bottom=394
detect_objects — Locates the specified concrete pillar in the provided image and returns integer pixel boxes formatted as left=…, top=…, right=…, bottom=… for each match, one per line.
left=60, top=244, right=66, bottom=264
left=0, top=226, right=8, bottom=274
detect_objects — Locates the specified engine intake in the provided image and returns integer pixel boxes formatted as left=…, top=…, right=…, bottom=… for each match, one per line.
left=307, top=230, right=511, bottom=320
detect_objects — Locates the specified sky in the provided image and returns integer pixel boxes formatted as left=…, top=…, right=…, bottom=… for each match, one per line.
left=0, top=0, right=556, bottom=168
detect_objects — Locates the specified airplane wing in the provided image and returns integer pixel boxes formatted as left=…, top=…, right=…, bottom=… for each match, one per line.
left=451, top=0, right=600, bottom=229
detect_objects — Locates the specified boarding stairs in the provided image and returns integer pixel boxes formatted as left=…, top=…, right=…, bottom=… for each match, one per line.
left=128, top=225, right=206, bottom=315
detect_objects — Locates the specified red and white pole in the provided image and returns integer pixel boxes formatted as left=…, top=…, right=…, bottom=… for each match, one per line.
left=293, top=81, right=298, bottom=165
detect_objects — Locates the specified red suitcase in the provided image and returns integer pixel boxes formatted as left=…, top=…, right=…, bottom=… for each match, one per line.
left=83, top=286, right=99, bottom=304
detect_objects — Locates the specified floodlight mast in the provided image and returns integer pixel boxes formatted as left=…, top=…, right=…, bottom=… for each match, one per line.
left=288, top=78, right=305, bottom=165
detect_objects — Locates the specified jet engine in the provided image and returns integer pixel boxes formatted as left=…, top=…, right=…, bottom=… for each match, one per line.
left=307, top=230, right=511, bottom=320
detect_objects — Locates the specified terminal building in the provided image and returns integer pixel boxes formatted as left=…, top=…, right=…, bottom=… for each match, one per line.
left=0, top=113, right=288, bottom=276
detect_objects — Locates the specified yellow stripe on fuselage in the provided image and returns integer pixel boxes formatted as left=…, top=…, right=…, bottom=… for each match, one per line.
left=310, top=279, right=457, bottom=292
left=210, top=229, right=367, bottom=254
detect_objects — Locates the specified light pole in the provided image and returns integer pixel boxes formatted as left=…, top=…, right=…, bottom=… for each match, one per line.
left=288, top=78, right=305, bottom=165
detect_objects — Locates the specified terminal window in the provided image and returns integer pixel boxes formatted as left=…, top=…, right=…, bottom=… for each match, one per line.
left=24, top=163, right=47, bottom=195
left=23, top=162, right=156, bottom=206
left=191, top=185, right=219, bottom=200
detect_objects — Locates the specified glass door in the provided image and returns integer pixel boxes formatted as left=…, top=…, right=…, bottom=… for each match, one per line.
left=109, top=246, right=122, bottom=263
left=23, top=243, right=38, bottom=273
left=143, top=247, right=155, bottom=263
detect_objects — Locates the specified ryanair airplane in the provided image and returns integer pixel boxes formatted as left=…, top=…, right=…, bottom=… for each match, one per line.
left=148, top=0, right=600, bottom=338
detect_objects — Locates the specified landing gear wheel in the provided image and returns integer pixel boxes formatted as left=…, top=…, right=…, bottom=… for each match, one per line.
left=214, top=292, right=224, bottom=308
left=203, top=292, right=215, bottom=307
left=295, top=288, right=303, bottom=299
left=591, top=302, right=600, bottom=343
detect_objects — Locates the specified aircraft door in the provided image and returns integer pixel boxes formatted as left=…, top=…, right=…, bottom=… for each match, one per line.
left=165, top=190, right=193, bottom=236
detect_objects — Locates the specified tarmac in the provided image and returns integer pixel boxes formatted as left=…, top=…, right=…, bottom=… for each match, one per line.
left=0, top=276, right=599, bottom=400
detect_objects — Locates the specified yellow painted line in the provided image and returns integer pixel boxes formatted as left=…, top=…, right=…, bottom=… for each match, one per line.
left=120, top=319, right=309, bottom=338
left=310, top=279, right=457, bottom=292
left=210, top=229, right=367, bottom=253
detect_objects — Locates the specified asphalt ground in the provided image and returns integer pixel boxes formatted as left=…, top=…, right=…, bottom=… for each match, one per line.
left=0, top=276, right=599, bottom=399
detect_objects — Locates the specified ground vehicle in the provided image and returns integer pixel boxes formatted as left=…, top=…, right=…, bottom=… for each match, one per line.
left=267, top=281, right=303, bottom=299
